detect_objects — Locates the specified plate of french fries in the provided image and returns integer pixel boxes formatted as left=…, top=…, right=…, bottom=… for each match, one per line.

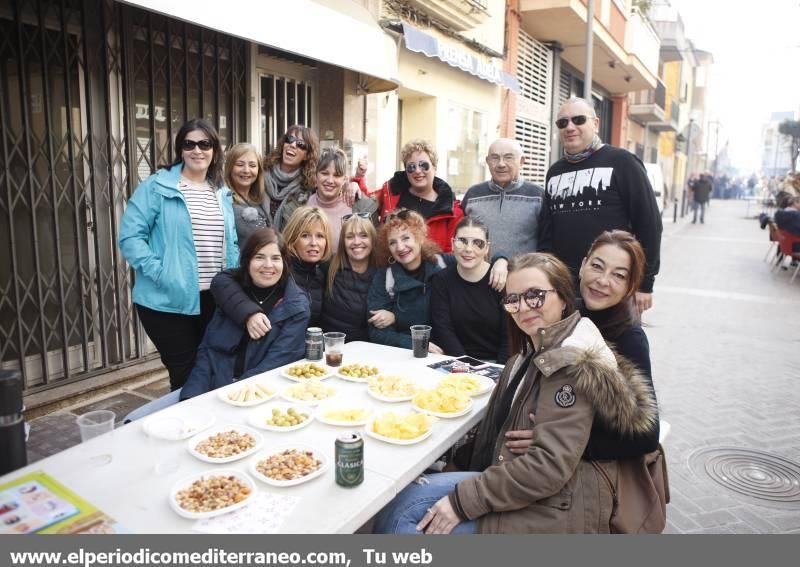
left=217, top=381, right=277, bottom=407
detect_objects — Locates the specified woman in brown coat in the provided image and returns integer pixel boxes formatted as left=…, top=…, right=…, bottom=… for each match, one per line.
left=373, top=252, right=658, bottom=534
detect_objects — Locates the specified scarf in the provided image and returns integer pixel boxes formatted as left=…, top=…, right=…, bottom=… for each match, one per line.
left=264, top=164, right=305, bottom=227
left=563, top=134, right=604, bottom=163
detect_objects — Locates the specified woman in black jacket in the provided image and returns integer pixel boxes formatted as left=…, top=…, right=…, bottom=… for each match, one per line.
left=504, top=230, right=659, bottom=459
left=320, top=213, right=379, bottom=341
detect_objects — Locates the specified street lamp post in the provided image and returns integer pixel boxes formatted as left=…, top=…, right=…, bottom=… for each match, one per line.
left=682, top=119, right=694, bottom=217
left=584, top=0, right=594, bottom=99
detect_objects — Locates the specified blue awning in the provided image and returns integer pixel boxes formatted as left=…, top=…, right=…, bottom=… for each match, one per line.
left=402, top=24, right=519, bottom=92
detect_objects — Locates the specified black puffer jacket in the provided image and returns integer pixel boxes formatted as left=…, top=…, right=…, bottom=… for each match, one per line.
left=320, top=266, right=377, bottom=342
left=290, top=258, right=326, bottom=328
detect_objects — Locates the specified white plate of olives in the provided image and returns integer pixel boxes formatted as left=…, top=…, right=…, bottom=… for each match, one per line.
left=247, top=402, right=314, bottom=432
left=335, top=363, right=382, bottom=383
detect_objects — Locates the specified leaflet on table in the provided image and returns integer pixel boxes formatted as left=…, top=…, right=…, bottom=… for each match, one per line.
left=0, top=471, right=125, bottom=534
left=193, top=492, right=299, bottom=534
left=427, top=359, right=504, bottom=381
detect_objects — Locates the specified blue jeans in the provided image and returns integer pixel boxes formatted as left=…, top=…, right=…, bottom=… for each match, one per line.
left=692, top=200, right=706, bottom=222
left=373, top=472, right=481, bottom=534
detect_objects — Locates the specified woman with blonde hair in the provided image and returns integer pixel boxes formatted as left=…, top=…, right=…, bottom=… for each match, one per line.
left=224, top=142, right=269, bottom=247
left=308, top=146, right=354, bottom=246
left=320, top=214, right=379, bottom=342
left=264, top=125, right=320, bottom=231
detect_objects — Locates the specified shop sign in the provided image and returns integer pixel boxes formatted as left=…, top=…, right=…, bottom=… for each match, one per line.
left=402, top=23, right=519, bottom=92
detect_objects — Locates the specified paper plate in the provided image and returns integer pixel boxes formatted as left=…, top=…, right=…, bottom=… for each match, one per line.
left=315, top=403, right=373, bottom=427
left=170, top=469, right=256, bottom=519
left=217, top=381, right=277, bottom=407
left=411, top=396, right=473, bottom=419
left=187, top=424, right=264, bottom=464
left=247, top=403, right=314, bottom=432
left=363, top=413, right=437, bottom=446
left=440, top=373, right=496, bottom=397
left=249, top=446, right=328, bottom=487
left=143, top=409, right=215, bottom=441
left=280, top=363, right=334, bottom=382
left=280, top=382, right=338, bottom=406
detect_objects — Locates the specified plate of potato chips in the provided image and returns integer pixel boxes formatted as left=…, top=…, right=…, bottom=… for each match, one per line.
left=411, top=385, right=473, bottom=418
left=364, top=410, right=438, bottom=445
left=315, top=403, right=373, bottom=427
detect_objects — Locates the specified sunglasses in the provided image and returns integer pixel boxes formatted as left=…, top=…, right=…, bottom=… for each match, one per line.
left=341, top=212, right=372, bottom=224
left=555, top=115, right=590, bottom=129
left=405, top=161, right=432, bottom=174
left=384, top=209, right=413, bottom=224
left=284, top=134, right=309, bottom=151
left=453, top=237, right=487, bottom=251
left=501, top=288, right=556, bottom=313
left=182, top=139, right=213, bottom=151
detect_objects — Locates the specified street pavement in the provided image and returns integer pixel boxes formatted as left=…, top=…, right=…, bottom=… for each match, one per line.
left=23, top=199, right=800, bottom=533
left=648, top=199, right=800, bottom=533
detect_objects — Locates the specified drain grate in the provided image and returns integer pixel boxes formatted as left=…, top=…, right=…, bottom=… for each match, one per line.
left=689, top=447, right=800, bottom=509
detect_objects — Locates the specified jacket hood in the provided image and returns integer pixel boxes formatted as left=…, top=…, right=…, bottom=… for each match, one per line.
left=388, top=170, right=457, bottom=218
left=536, top=317, right=658, bottom=437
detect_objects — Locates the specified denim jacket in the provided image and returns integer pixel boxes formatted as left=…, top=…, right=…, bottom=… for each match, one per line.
left=119, top=163, right=239, bottom=315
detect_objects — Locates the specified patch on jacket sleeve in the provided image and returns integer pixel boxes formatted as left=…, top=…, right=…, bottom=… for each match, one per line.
left=554, top=384, right=576, bottom=408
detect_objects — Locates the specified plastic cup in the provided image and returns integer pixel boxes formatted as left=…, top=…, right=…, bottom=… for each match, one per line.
left=323, top=332, right=346, bottom=367
left=76, top=410, right=115, bottom=466
left=410, top=325, right=431, bottom=358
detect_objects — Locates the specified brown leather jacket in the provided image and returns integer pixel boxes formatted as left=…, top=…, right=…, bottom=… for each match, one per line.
left=451, top=311, right=658, bottom=533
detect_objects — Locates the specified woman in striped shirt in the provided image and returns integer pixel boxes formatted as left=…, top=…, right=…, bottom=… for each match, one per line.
left=119, top=118, right=239, bottom=390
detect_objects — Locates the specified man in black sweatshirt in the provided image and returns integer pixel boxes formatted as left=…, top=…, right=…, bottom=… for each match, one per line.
left=540, top=97, right=663, bottom=314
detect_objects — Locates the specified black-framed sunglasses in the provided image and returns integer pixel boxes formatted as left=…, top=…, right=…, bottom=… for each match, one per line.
left=182, top=139, right=213, bottom=151
left=284, top=134, right=309, bottom=151
left=555, top=115, right=590, bottom=129
left=453, top=236, right=487, bottom=251
left=405, top=161, right=431, bottom=174
left=341, top=212, right=372, bottom=224
left=383, top=209, right=413, bottom=224
left=501, top=288, right=556, bottom=313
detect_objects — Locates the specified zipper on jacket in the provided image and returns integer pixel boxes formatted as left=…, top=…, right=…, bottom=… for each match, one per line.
left=591, top=461, right=618, bottom=508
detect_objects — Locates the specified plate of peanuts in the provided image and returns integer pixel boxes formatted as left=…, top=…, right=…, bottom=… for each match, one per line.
left=249, top=446, right=328, bottom=487
left=187, top=425, right=264, bottom=464
left=170, top=469, right=256, bottom=519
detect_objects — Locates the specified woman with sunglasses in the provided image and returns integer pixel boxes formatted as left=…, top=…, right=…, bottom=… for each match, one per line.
left=319, top=213, right=379, bottom=342
left=120, top=118, right=239, bottom=391
left=377, top=140, right=464, bottom=253
left=180, top=229, right=309, bottom=400
left=264, top=125, right=320, bottom=231
left=224, top=142, right=270, bottom=248
left=373, top=253, right=658, bottom=534
left=503, top=230, right=660, bottom=459
left=430, top=217, right=509, bottom=363
left=308, top=146, right=355, bottom=247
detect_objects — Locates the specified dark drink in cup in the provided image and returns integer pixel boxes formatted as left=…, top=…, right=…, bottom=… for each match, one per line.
left=326, top=352, right=343, bottom=367
left=410, top=325, right=431, bottom=359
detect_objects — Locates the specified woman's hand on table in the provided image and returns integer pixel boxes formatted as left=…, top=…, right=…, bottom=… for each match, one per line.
left=504, top=413, right=536, bottom=455
left=246, top=313, right=272, bottom=340
left=417, top=495, right=461, bottom=534
left=368, top=309, right=395, bottom=329
left=489, top=259, right=508, bottom=291
left=428, top=342, right=444, bottom=355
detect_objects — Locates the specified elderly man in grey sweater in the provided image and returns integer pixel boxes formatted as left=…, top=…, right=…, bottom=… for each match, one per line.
left=460, top=138, right=547, bottom=259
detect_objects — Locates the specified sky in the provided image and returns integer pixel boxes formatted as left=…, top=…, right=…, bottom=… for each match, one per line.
left=665, top=0, right=800, bottom=172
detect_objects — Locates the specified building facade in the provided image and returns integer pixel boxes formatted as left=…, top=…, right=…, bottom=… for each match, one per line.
left=0, top=0, right=399, bottom=395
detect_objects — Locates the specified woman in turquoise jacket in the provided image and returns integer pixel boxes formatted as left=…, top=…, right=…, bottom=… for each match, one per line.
left=119, top=118, right=239, bottom=390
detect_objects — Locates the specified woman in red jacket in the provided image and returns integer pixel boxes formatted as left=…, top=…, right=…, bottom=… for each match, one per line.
left=377, top=140, right=463, bottom=252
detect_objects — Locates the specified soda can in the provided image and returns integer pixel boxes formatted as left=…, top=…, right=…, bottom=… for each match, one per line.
left=335, top=432, right=364, bottom=487
left=305, top=327, right=323, bottom=361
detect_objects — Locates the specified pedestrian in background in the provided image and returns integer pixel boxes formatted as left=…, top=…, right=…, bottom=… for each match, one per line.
left=690, top=173, right=713, bottom=224
left=119, top=118, right=239, bottom=391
